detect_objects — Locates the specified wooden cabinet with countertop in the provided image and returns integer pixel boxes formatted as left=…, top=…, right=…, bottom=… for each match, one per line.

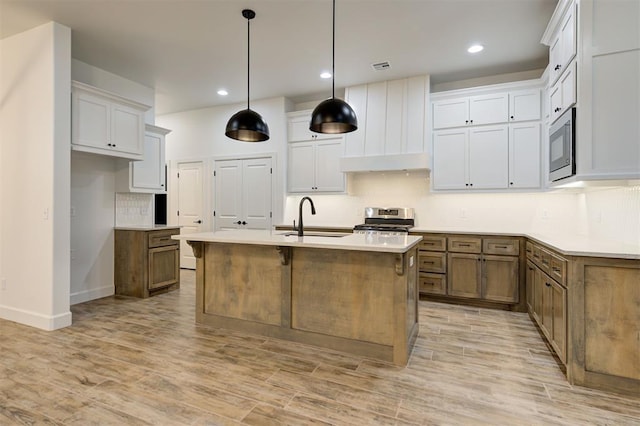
left=412, top=232, right=524, bottom=311
left=115, top=227, right=180, bottom=298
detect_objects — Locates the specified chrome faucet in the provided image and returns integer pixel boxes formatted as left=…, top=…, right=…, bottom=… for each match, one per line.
left=293, top=196, right=316, bottom=236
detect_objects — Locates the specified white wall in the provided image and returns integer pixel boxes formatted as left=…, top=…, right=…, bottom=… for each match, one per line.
left=0, top=22, right=72, bottom=330
left=284, top=172, right=640, bottom=245
left=157, top=97, right=289, bottom=227
left=69, top=61, right=155, bottom=305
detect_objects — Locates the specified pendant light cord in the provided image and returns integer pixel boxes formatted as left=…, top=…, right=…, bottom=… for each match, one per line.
left=332, top=0, right=335, bottom=99
left=247, top=16, right=251, bottom=109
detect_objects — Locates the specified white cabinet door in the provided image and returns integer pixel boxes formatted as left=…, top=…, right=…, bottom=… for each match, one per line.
left=242, top=158, right=272, bottom=230
left=509, top=123, right=541, bottom=188
left=550, top=61, right=576, bottom=124
left=111, top=103, right=144, bottom=155
left=315, top=139, right=345, bottom=192
left=549, top=34, right=562, bottom=84
left=432, top=98, right=469, bottom=129
left=343, top=84, right=367, bottom=156
left=509, top=89, right=541, bottom=122
left=73, top=91, right=110, bottom=149
left=288, top=142, right=315, bottom=192
left=432, top=129, right=468, bottom=190
left=131, top=132, right=164, bottom=191
left=288, top=111, right=335, bottom=142
left=215, top=160, right=243, bottom=230
left=469, top=93, right=509, bottom=126
left=560, top=5, right=576, bottom=72
left=468, top=125, right=509, bottom=189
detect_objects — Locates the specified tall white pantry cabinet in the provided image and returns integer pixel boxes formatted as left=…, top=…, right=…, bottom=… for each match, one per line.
left=431, top=83, right=542, bottom=190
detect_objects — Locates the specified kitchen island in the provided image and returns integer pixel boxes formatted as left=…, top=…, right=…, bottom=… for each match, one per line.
left=173, top=230, right=422, bottom=365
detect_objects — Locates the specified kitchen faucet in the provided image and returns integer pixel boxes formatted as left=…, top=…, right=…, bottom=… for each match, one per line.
left=294, top=196, right=316, bottom=237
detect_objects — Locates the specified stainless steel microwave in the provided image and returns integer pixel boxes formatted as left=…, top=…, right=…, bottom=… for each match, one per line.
left=549, top=108, right=576, bottom=182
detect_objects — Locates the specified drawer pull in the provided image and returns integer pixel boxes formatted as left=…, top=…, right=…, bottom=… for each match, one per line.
left=545, top=282, right=552, bottom=287
left=542, top=260, right=549, bottom=265
left=458, top=243, right=471, bottom=247
left=552, top=266, right=561, bottom=272
left=159, top=238, right=170, bottom=242
left=424, top=242, right=435, bottom=245
left=495, top=245, right=509, bottom=249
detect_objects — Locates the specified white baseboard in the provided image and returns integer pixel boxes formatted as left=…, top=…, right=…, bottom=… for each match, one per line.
left=70, top=285, right=114, bottom=305
left=0, top=305, right=72, bottom=330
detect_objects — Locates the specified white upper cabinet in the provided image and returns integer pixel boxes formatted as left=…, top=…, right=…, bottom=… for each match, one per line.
left=433, top=88, right=539, bottom=129
left=549, top=60, right=576, bottom=123
left=287, top=110, right=345, bottom=193
left=548, top=1, right=576, bottom=86
left=509, top=123, right=541, bottom=189
left=468, top=93, right=509, bottom=126
left=71, top=81, right=149, bottom=160
left=115, top=124, right=170, bottom=193
left=431, top=80, right=543, bottom=191
left=287, top=111, right=337, bottom=142
left=509, top=89, right=541, bottom=122
left=432, top=125, right=510, bottom=190
left=344, top=75, right=428, bottom=157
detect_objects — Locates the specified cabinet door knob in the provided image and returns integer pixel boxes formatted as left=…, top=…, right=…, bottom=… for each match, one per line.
left=554, top=64, right=561, bottom=71
left=235, top=220, right=242, bottom=225
left=241, top=221, right=247, bottom=225
left=510, top=115, right=514, bottom=120
left=193, top=220, right=202, bottom=224
left=510, top=182, right=514, bottom=185
left=469, top=183, right=473, bottom=187
left=545, top=282, right=551, bottom=287
left=465, top=120, right=469, bottom=124
left=470, top=120, right=473, bottom=124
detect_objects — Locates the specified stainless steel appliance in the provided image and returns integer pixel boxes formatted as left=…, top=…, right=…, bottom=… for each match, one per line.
left=549, top=107, right=576, bottom=182
left=353, top=207, right=415, bottom=235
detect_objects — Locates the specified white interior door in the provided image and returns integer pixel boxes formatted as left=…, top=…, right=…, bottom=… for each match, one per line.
left=242, top=157, right=272, bottom=230
left=177, top=161, right=204, bottom=269
left=214, top=160, right=243, bottom=230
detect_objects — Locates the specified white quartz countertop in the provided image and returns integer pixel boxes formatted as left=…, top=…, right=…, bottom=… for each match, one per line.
left=114, top=225, right=181, bottom=231
left=410, top=227, right=639, bottom=259
left=172, top=230, right=422, bottom=253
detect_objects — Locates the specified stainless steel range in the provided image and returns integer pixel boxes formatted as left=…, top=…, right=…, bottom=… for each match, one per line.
left=353, top=207, right=415, bottom=236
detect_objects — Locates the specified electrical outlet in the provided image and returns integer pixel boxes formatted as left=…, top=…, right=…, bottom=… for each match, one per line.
left=1, top=278, right=6, bottom=291
left=542, top=209, right=550, bottom=219
left=460, top=208, right=468, bottom=219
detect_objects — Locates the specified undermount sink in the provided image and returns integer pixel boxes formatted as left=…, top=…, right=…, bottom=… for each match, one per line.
left=278, top=232, right=349, bottom=238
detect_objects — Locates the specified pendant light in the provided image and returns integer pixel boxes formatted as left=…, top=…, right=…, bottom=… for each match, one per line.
left=225, top=9, right=270, bottom=142
left=309, top=0, right=357, bottom=134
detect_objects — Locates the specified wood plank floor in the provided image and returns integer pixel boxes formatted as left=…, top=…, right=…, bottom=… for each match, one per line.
left=1, top=269, right=639, bottom=425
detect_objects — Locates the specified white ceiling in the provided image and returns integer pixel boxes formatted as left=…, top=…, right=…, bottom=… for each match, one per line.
left=0, top=0, right=557, bottom=115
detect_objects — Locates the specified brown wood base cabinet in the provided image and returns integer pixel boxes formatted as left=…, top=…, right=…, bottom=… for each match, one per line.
left=447, top=236, right=520, bottom=304
left=115, top=227, right=180, bottom=298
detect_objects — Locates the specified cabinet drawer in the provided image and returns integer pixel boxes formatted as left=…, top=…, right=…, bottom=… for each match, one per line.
left=549, top=253, right=567, bottom=285
left=419, top=252, right=446, bottom=273
left=483, top=238, right=520, bottom=256
left=525, top=241, right=534, bottom=259
left=539, top=248, right=552, bottom=274
left=148, top=229, right=180, bottom=248
left=448, top=237, right=482, bottom=253
left=419, top=273, right=447, bottom=295
left=418, top=235, right=447, bottom=252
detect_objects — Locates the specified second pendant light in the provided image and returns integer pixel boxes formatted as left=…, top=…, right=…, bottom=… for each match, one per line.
left=309, top=0, right=358, bottom=134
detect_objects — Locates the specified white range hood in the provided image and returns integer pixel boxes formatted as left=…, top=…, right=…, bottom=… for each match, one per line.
left=339, top=153, right=430, bottom=173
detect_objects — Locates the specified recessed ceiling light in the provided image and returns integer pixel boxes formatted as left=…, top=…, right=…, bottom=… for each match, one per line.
left=217, top=89, right=228, bottom=96
left=320, top=72, right=332, bottom=79
left=467, top=44, right=484, bottom=53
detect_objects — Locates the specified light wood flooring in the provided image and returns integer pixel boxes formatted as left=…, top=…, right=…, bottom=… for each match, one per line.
left=1, top=269, right=639, bottom=425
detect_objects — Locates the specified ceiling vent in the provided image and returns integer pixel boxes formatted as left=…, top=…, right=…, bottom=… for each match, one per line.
left=371, top=61, right=391, bottom=71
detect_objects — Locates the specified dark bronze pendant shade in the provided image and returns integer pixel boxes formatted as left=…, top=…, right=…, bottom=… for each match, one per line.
left=225, top=9, right=270, bottom=142
left=310, top=0, right=357, bottom=134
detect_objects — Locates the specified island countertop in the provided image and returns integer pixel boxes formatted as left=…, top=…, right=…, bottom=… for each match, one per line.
left=172, top=229, right=422, bottom=253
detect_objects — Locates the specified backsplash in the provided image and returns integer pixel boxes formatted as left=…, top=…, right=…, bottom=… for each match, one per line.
left=284, top=172, right=639, bottom=245
left=115, top=192, right=153, bottom=227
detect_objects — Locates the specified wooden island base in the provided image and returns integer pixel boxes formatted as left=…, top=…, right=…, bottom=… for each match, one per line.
left=188, top=241, right=419, bottom=366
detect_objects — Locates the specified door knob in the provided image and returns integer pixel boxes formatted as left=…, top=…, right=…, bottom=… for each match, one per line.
left=193, top=220, right=202, bottom=224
